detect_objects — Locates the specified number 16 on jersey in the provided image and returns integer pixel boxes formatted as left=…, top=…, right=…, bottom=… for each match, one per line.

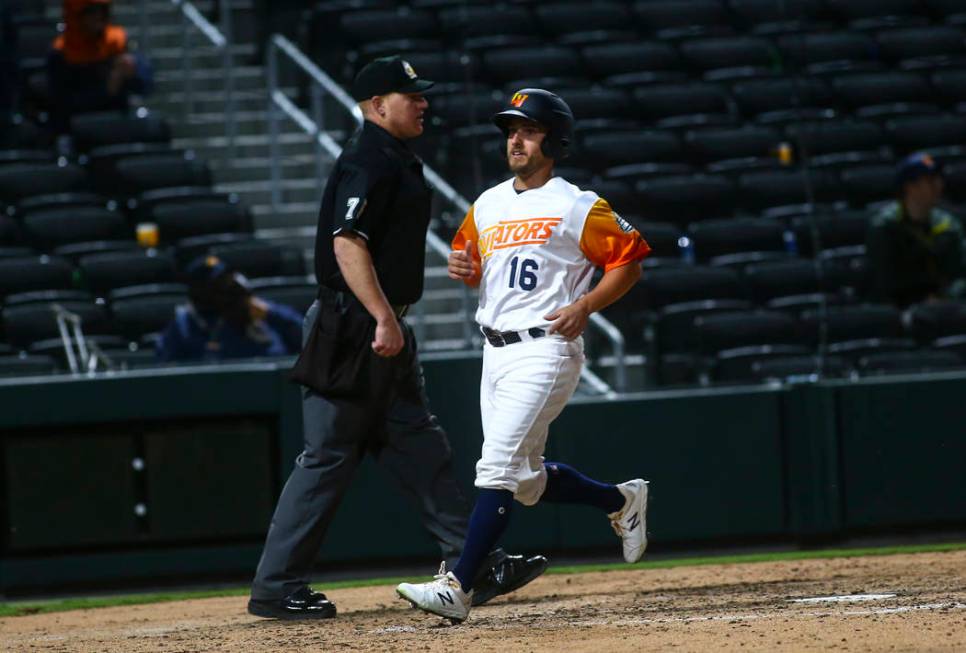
left=509, top=256, right=539, bottom=291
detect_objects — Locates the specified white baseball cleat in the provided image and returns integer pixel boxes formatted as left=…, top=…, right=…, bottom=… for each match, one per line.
left=396, top=563, right=472, bottom=624
left=609, top=479, right=649, bottom=563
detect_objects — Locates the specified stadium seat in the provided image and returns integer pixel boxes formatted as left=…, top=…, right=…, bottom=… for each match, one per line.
left=828, top=0, right=928, bottom=30
left=209, top=241, right=306, bottom=279
left=4, top=289, right=94, bottom=308
left=149, top=198, right=253, bottom=242
left=0, top=215, right=22, bottom=246
left=885, top=114, right=966, bottom=155
left=831, top=71, right=932, bottom=110
left=22, top=206, right=129, bottom=251
left=438, top=5, right=535, bottom=39
left=694, top=309, right=802, bottom=355
left=730, top=0, right=828, bottom=35
left=876, top=26, right=966, bottom=63
left=857, top=349, right=964, bottom=375
left=838, top=163, right=895, bottom=206
left=633, top=0, right=732, bottom=39
left=483, top=46, right=582, bottom=84
left=926, top=0, right=966, bottom=26
left=0, top=354, right=60, bottom=376
left=0, top=148, right=53, bottom=165
left=737, top=169, right=837, bottom=211
left=827, top=338, right=919, bottom=363
left=429, top=89, right=505, bottom=127
left=534, top=2, right=633, bottom=35
left=134, top=187, right=237, bottom=223
left=679, top=36, right=777, bottom=73
left=79, top=250, right=178, bottom=295
left=631, top=82, right=730, bottom=121
left=603, top=162, right=695, bottom=184
left=743, top=258, right=822, bottom=304
left=0, top=246, right=33, bottom=258
left=359, top=38, right=443, bottom=60
left=819, top=245, right=868, bottom=294
left=12, top=191, right=108, bottom=217
left=248, top=277, right=318, bottom=316
left=688, top=218, right=787, bottom=262
left=943, top=160, right=966, bottom=203
left=636, top=174, right=736, bottom=223
left=2, top=300, right=111, bottom=348
left=580, top=180, right=637, bottom=216
left=108, top=284, right=189, bottom=341
left=111, top=153, right=213, bottom=198
left=800, top=304, right=904, bottom=344
left=0, top=163, right=88, bottom=206
left=401, top=51, right=481, bottom=84
left=84, top=142, right=175, bottom=181
left=53, top=240, right=140, bottom=261
left=340, top=8, right=438, bottom=44
left=637, top=266, right=747, bottom=309
left=581, top=41, right=682, bottom=79
left=652, top=298, right=754, bottom=354
left=906, top=301, right=966, bottom=342
left=580, top=130, right=682, bottom=171
left=930, top=68, right=966, bottom=107
left=712, top=344, right=814, bottom=383
left=932, top=333, right=966, bottom=358
left=790, top=210, right=870, bottom=256
left=70, top=112, right=171, bottom=153
left=631, top=220, right=682, bottom=258
left=750, top=353, right=851, bottom=380
left=731, top=77, right=835, bottom=117
left=767, top=292, right=851, bottom=314
left=0, top=255, right=75, bottom=298
left=683, top=125, right=780, bottom=163
left=777, top=32, right=878, bottom=67
left=558, top=88, right=632, bottom=121
left=784, top=119, right=884, bottom=157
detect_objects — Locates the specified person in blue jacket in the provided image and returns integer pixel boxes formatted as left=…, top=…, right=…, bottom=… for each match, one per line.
left=157, top=255, right=302, bottom=362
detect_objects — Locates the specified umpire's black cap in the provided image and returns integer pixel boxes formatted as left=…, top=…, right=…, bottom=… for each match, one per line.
left=351, top=55, right=435, bottom=102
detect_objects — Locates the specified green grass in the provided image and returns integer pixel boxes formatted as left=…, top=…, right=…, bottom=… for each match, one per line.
left=2, top=541, right=964, bottom=618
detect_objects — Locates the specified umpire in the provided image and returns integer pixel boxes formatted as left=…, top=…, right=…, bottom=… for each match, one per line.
left=248, top=56, right=547, bottom=619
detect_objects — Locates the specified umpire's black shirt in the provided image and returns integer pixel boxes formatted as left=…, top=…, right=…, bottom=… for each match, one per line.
left=314, top=120, right=432, bottom=306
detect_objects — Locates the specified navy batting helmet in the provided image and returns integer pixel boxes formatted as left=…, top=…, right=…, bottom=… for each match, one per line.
left=492, top=88, right=574, bottom=160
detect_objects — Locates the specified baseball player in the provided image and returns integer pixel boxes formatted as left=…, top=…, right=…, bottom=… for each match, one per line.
left=396, top=89, right=652, bottom=623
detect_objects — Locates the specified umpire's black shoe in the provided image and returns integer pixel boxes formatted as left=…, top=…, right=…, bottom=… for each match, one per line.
left=471, top=553, right=549, bottom=607
left=247, top=586, right=337, bottom=620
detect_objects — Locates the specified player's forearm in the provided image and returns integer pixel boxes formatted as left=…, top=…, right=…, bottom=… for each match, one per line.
left=333, top=234, right=396, bottom=323
left=577, top=262, right=642, bottom=314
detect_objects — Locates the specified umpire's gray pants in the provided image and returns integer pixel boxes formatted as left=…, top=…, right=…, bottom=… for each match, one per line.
left=250, top=301, right=471, bottom=600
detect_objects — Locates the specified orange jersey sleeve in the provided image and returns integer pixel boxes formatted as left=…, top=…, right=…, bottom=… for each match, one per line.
left=579, top=198, right=651, bottom=272
left=451, top=204, right=482, bottom=285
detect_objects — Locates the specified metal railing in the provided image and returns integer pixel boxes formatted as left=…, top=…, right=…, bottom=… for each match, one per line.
left=172, top=0, right=237, bottom=162
left=53, top=305, right=114, bottom=376
left=265, top=35, right=627, bottom=394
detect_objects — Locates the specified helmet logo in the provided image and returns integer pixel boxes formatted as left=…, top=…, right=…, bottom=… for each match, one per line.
left=402, top=61, right=417, bottom=79
left=510, top=92, right=529, bottom=108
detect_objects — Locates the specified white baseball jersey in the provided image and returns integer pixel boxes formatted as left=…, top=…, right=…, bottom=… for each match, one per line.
left=452, top=177, right=651, bottom=332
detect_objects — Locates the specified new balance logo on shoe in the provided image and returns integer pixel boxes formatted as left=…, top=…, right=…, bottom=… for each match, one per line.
left=438, top=591, right=454, bottom=606
left=628, top=512, right=640, bottom=531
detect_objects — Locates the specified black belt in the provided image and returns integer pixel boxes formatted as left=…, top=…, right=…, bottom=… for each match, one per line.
left=481, top=326, right=546, bottom=347
left=392, top=304, right=409, bottom=319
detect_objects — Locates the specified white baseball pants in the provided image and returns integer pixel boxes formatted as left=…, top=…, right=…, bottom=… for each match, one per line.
left=475, top=335, right=584, bottom=505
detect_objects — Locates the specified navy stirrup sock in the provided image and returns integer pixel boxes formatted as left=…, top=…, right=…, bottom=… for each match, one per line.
left=541, top=461, right=625, bottom=514
left=452, top=489, right=514, bottom=592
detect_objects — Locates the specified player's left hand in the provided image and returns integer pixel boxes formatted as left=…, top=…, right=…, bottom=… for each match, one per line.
left=544, top=301, right=590, bottom=339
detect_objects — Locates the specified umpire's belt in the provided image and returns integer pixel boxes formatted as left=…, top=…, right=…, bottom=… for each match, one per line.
left=481, top=326, right=546, bottom=347
left=319, top=286, right=408, bottom=319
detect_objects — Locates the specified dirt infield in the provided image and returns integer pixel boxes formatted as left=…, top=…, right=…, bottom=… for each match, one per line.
left=2, top=550, right=964, bottom=652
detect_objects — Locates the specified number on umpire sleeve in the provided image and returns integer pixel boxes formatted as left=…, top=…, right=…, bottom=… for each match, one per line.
left=345, top=197, right=361, bottom=220
left=509, top=256, right=539, bottom=291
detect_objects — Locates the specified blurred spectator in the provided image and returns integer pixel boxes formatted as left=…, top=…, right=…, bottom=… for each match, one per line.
left=867, top=153, right=965, bottom=308
left=46, top=0, right=152, bottom=132
left=157, top=256, right=303, bottom=363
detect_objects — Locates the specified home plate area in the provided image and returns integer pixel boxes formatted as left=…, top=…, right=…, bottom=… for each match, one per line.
left=2, top=550, right=964, bottom=653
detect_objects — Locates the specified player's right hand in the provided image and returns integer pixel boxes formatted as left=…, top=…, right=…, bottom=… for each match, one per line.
left=448, top=240, right=479, bottom=281
left=372, top=317, right=404, bottom=357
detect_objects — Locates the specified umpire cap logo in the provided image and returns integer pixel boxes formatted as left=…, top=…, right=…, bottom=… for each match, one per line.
left=402, top=60, right=418, bottom=79
left=510, top=92, right=529, bottom=108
